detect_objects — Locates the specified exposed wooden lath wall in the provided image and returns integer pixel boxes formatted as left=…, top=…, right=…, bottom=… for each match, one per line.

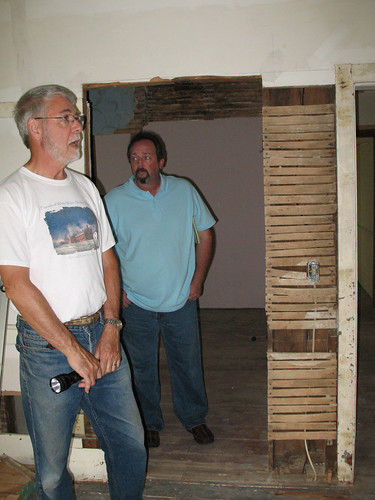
left=268, top=352, right=337, bottom=441
left=117, top=77, right=262, bottom=132
left=263, top=104, right=337, bottom=331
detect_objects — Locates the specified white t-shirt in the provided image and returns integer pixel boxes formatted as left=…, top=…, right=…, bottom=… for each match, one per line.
left=0, top=167, right=115, bottom=322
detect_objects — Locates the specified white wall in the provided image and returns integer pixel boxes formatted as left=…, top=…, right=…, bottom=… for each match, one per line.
left=0, top=0, right=374, bottom=176
left=1, top=0, right=374, bottom=175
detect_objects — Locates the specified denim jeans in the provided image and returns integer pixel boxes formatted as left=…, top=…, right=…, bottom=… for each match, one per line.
left=16, top=315, right=146, bottom=500
left=122, top=299, right=208, bottom=431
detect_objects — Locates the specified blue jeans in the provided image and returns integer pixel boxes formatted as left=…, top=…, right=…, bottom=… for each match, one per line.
left=16, top=315, right=146, bottom=500
left=122, top=300, right=208, bottom=431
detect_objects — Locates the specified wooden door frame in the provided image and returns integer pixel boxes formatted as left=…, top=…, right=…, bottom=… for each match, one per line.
left=336, top=63, right=375, bottom=483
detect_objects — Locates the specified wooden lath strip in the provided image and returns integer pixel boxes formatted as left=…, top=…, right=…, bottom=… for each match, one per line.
left=269, top=358, right=336, bottom=369
left=266, top=235, right=335, bottom=245
left=268, top=352, right=336, bottom=361
left=266, top=268, right=334, bottom=278
left=266, top=299, right=336, bottom=307
left=266, top=224, right=336, bottom=235
left=270, top=387, right=337, bottom=396
left=263, top=104, right=335, bottom=116
left=271, top=405, right=337, bottom=413
left=266, top=278, right=336, bottom=288
left=263, top=114, right=334, bottom=126
left=264, top=140, right=336, bottom=150
left=266, top=254, right=335, bottom=265
left=271, top=413, right=337, bottom=423
left=265, top=185, right=336, bottom=196
left=268, top=286, right=336, bottom=296
left=264, top=123, right=334, bottom=134
left=267, top=296, right=336, bottom=306
left=270, top=422, right=336, bottom=431
left=265, top=174, right=336, bottom=185
left=267, top=247, right=335, bottom=258
left=266, top=303, right=336, bottom=313
left=265, top=194, right=336, bottom=205
left=267, top=277, right=336, bottom=287
left=268, top=319, right=337, bottom=329
left=265, top=205, right=336, bottom=216
left=264, top=157, right=336, bottom=167
left=269, top=396, right=336, bottom=405
left=264, top=132, right=336, bottom=143
left=270, top=369, right=337, bottom=380
left=269, top=311, right=336, bottom=320
left=264, top=149, right=335, bottom=158
left=266, top=215, right=335, bottom=226
left=268, top=296, right=336, bottom=305
left=265, top=166, right=336, bottom=176
left=269, top=430, right=336, bottom=440
left=267, top=238, right=335, bottom=247
left=267, top=247, right=335, bottom=257
left=271, top=378, right=336, bottom=388
left=266, top=305, right=336, bottom=313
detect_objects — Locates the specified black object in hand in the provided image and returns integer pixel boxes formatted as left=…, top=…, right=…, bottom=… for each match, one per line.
left=50, top=371, right=83, bottom=393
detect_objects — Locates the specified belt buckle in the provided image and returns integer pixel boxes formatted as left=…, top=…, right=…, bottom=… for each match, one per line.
left=80, top=314, right=93, bottom=326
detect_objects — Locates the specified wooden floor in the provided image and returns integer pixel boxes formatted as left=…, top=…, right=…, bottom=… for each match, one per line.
left=20, top=290, right=375, bottom=498
left=75, top=291, right=375, bottom=498
left=147, top=307, right=269, bottom=481
left=141, top=291, right=375, bottom=498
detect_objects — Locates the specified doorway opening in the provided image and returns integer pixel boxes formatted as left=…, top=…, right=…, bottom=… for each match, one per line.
left=83, top=76, right=265, bottom=310
left=78, top=76, right=340, bottom=480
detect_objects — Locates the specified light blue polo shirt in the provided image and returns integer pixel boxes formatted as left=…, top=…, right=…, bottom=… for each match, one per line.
left=104, top=174, right=216, bottom=312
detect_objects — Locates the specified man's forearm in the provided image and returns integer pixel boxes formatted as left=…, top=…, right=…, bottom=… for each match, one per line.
left=192, top=228, right=213, bottom=287
left=102, top=248, right=121, bottom=320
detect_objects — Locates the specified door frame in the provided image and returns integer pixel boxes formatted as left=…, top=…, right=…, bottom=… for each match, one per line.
left=336, top=63, right=375, bottom=483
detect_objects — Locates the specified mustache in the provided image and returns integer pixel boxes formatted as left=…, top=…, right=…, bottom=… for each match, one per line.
left=135, top=167, right=148, bottom=175
left=135, top=167, right=149, bottom=184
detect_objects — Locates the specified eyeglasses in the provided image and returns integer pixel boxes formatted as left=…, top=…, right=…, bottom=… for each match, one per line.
left=34, top=113, right=86, bottom=129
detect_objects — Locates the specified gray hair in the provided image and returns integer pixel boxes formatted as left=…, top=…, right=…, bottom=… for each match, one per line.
left=13, top=84, right=77, bottom=149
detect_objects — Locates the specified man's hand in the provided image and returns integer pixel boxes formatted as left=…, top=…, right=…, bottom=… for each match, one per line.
left=94, top=324, right=122, bottom=375
left=188, top=278, right=203, bottom=300
left=188, top=228, right=213, bottom=301
left=65, top=343, right=102, bottom=394
left=122, top=290, right=131, bottom=308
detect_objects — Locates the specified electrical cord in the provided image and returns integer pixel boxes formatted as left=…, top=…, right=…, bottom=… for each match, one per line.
left=304, top=283, right=317, bottom=480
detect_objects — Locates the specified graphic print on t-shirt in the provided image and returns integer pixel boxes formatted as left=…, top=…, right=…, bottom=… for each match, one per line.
left=44, top=206, right=99, bottom=255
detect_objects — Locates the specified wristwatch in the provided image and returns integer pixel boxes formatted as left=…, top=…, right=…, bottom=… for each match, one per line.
left=104, top=318, right=123, bottom=330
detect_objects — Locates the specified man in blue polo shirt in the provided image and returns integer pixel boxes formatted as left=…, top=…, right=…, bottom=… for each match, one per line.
left=104, top=130, right=216, bottom=448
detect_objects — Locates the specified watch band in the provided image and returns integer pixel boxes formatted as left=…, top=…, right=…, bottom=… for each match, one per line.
left=104, top=318, right=123, bottom=329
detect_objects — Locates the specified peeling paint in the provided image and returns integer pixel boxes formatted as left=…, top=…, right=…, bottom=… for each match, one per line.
left=341, top=451, right=353, bottom=466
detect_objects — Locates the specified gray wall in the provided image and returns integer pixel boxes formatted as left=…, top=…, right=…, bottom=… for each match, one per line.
left=95, top=117, right=265, bottom=309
